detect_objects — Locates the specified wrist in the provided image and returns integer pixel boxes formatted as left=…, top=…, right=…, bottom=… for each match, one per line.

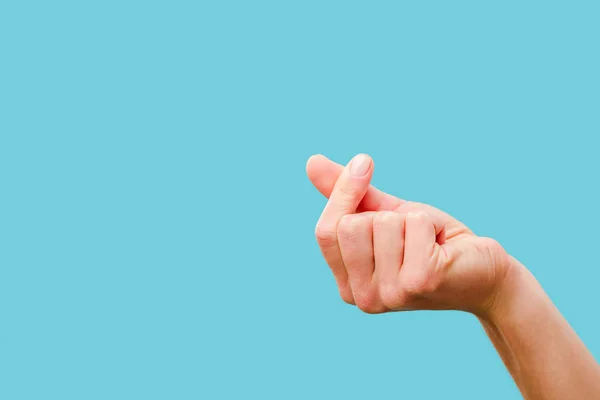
left=479, top=256, right=544, bottom=326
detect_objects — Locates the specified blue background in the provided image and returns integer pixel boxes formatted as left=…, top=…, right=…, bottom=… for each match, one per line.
left=1, top=1, right=599, bottom=399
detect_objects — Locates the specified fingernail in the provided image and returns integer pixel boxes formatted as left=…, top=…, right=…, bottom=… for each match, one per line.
left=350, top=154, right=371, bottom=176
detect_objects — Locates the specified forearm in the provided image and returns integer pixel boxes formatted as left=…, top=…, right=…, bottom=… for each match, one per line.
left=479, top=258, right=600, bottom=400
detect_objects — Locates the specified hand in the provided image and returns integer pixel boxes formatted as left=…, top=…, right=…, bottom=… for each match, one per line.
left=307, top=154, right=510, bottom=316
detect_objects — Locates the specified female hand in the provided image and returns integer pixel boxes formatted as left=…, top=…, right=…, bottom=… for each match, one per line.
left=309, top=154, right=510, bottom=316
left=309, top=154, right=600, bottom=400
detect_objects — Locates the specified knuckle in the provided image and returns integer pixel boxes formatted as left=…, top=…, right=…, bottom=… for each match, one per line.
left=339, top=286, right=356, bottom=305
left=408, top=211, right=431, bottom=225
left=402, top=273, right=438, bottom=298
left=336, top=214, right=355, bottom=234
left=379, top=284, right=402, bottom=309
left=338, top=184, right=360, bottom=199
left=337, top=214, right=367, bottom=238
left=354, top=290, right=383, bottom=314
left=373, top=211, right=402, bottom=228
left=315, top=223, right=337, bottom=247
left=402, top=281, right=422, bottom=298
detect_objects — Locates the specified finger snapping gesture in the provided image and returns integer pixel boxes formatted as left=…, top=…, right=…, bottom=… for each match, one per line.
left=309, top=154, right=509, bottom=315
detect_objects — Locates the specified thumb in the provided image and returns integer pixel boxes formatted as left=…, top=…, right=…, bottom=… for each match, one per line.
left=320, top=154, right=373, bottom=219
left=306, top=154, right=403, bottom=211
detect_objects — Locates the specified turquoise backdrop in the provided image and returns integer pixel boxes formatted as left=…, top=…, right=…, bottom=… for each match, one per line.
left=1, top=1, right=599, bottom=399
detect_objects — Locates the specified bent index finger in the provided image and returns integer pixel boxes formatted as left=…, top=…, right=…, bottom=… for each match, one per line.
left=314, top=154, right=374, bottom=304
left=306, top=154, right=403, bottom=212
left=317, top=154, right=373, bottom=235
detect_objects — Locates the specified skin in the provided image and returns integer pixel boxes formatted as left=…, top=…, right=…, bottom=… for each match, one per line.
left=307, top=153, right=600, bottom=400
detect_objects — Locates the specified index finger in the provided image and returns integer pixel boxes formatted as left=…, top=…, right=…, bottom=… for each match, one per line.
left=306, top=154, right=404, bottom=212
left=317, top=154, right=374, bottom=235
left=314, top=154, right=374, bottom=304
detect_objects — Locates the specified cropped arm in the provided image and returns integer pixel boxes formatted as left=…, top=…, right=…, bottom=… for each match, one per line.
left=480, top=258, right=600, bottom=399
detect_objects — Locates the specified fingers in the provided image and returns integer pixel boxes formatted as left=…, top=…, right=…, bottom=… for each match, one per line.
left=320, top=154, right=373, bottom=219
left=373, top=212, right=405, bottom=308
left=314, top=154, right=374, bottom=304
left=325, top=209, right=446, bottom=313
left=306, top=154, right=404, bottom=212
left=308, top=153, right=450, bottom=311
left=402, top=212, right=444, bottom=292
left=337, top=213, right=376, bottom=306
